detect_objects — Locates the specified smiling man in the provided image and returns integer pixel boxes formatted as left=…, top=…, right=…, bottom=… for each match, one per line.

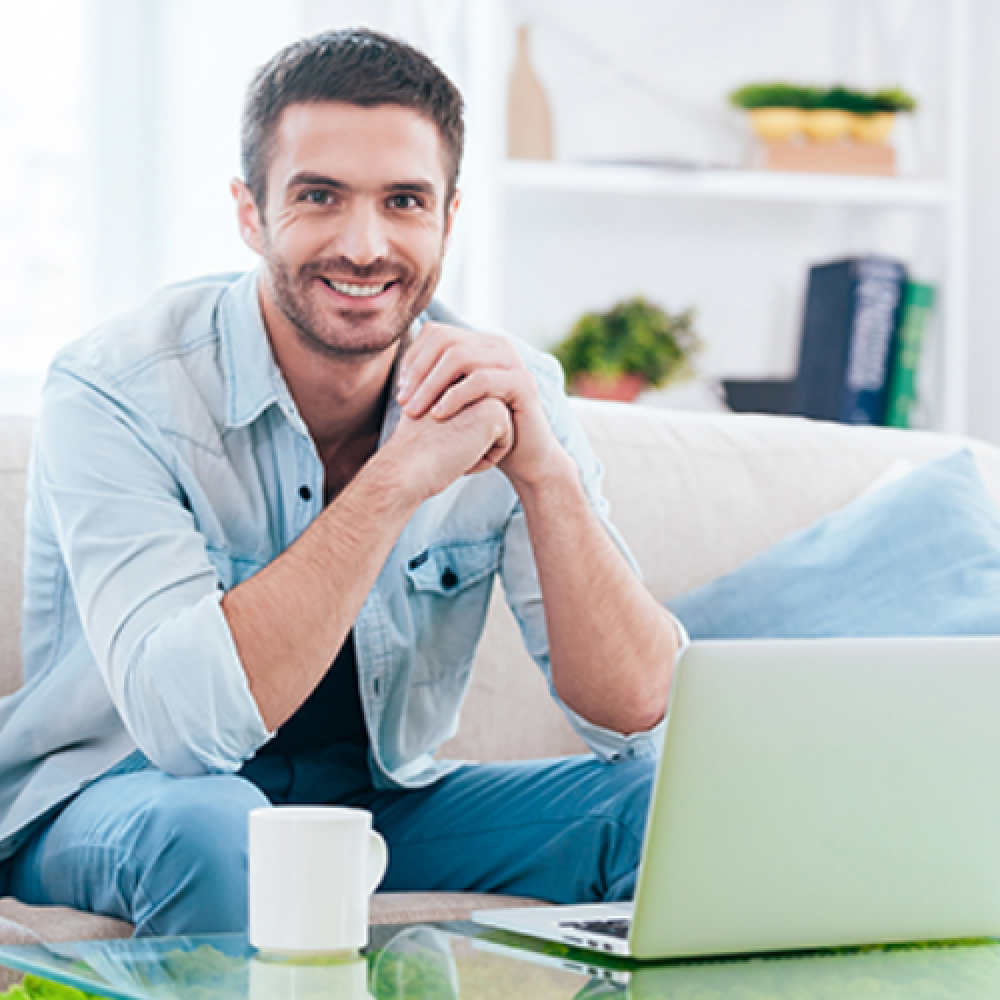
left=0, top=29, right=681, bottom=935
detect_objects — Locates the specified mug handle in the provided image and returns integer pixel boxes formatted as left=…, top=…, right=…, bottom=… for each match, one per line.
left=367, top=829, right=388, bottom=894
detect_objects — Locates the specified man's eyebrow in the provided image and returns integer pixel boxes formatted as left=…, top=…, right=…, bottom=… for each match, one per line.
left=286, top=171, right=346, bottom=191
left=386, top=180, right=437, bottom=197
left=284, top=174, right=438, bottom=198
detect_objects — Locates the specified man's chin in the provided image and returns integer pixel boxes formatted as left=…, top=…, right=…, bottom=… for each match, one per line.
left=294, top=318, right=408, bottom=361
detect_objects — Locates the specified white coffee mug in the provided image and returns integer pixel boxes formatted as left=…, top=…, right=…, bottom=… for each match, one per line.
left=248, top=805, right=388, bottom=956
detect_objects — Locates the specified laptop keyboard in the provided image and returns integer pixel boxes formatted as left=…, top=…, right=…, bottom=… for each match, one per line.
left=558, top=918, right=631, bottom=940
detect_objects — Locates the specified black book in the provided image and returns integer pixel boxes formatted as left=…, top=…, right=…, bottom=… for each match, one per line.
left=721, top=378, right=797, bottom=416
left=790, top=256, right=907, bottom=425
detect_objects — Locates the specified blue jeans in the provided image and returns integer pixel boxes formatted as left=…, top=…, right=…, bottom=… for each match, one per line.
left=4, top=750, right=654, bottom=937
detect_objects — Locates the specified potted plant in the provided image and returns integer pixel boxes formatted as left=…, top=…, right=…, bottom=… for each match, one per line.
left=729, top=82, right=917, bottom=144
left=551, top=297, right=701, bottom=403
left=728, top=82, right=820, bottom=141
left=851, top=87, right=917, bottom=142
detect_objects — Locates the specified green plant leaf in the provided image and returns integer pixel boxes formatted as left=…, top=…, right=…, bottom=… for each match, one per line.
left=549, top=297, right=701, bottom=390
left=729, top=81, right=916, bottom=114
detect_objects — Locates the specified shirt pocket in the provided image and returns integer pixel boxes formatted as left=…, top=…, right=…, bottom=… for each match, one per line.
left=403, top=536, right=502, bottom=683
left=404, top=537, right=500, bottom=596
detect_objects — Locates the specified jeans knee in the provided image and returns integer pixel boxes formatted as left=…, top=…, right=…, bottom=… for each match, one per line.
left=133, top=774, right=267, bottom=935
left=600, top=757, right=656, bottom=835
left=590, top=758, right=656, bottom=901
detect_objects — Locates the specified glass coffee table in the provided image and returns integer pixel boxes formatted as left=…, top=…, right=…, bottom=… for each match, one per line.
left=2, top=921, right=1000, bottom=999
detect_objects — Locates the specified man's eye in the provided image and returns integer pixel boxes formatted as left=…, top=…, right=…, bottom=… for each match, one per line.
left=303, top=190, right=334, bottom=206
left=389, top=194, right=421, bottom=210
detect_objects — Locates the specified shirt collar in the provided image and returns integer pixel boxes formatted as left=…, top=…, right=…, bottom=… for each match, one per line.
left=218, top=269, right=301, bottom=432
left=218, top=268, right=427, bottom=446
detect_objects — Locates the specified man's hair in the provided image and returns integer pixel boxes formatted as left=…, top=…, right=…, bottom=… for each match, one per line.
left=241, top=28, right=465, bottom=212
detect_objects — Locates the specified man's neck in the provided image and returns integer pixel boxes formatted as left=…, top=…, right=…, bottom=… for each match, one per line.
left=267, top=320, right=403, bottom=500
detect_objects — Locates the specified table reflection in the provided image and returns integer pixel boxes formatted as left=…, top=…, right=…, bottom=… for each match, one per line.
left=0, top=924, right=999, bottom=1000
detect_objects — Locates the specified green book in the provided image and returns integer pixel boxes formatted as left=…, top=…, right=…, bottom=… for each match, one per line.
left=884, top=281, right=936, bottom=428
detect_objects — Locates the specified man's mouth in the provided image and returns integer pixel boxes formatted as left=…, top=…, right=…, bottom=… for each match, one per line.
left=320, top=277, right=394, bottom=299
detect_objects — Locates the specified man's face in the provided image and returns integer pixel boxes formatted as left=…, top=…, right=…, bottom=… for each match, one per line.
left=236, top=101, right=458, bottom=360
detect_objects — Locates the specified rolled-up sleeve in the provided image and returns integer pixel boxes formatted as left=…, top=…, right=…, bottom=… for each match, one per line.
left=35, top=369, right=270, bottom=775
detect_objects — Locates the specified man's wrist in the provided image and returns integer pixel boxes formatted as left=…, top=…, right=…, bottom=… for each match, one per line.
left=504, top=442, right=580, bottom=504
left=364, top=443, right=430, bottom=515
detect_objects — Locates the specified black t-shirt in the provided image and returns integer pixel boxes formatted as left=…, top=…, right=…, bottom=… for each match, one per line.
left=254, top=631, right=367, bottom=757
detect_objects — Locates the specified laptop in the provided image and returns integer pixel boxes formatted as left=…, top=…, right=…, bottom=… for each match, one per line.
left=473, top=636, right=1000, bottom=960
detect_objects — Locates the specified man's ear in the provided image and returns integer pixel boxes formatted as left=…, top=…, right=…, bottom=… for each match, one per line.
left=442, top=189, right=461, bottom=254
left=232, top=178, right=265, bottom=255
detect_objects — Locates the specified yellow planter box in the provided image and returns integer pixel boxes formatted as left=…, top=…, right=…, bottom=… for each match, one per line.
left=747, top=107, right=805, bottom=141
left=849, top=111, right=895, bottom=143
left=747, top=108, right=897, bottom=147
left=801, top=109, right=854, bottom=142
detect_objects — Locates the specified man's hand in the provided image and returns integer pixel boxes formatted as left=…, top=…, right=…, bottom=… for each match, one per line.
left=382, top=396, right=514, bottom=504
left=396, top=322, right=562, bottom=492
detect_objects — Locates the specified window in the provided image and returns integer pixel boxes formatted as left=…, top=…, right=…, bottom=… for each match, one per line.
left=0, top=1, right=84, bottom=411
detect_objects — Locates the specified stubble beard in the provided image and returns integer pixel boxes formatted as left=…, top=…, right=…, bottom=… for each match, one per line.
left=263, top=236, right=443, bottom=362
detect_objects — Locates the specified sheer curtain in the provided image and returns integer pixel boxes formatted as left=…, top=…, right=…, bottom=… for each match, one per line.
left=0, top=1, right=85, bottom=413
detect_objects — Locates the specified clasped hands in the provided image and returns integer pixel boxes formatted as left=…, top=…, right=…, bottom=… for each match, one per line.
left=389, top=322, right=564, bottom=502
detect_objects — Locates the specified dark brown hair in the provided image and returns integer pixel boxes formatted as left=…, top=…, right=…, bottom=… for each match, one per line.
left=241, top=28, right=465, bottom=211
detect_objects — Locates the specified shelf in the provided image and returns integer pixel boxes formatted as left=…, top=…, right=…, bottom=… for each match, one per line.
left=503, top=160, right=953, bottom=209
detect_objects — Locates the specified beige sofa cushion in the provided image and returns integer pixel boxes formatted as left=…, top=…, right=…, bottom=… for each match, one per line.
left=0, top=417, right=31, bottom=698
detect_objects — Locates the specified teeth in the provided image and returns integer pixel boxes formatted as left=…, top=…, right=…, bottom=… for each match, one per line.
left=329, top=280, right=388, bottom=298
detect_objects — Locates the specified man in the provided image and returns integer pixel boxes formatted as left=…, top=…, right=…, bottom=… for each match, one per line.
left=0, top=29, right=680, bottom=936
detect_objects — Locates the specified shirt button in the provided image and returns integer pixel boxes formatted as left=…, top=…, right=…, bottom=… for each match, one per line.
left=299, top=485, right=312, bottom=501
left=440, top=568, right=458, bottom=590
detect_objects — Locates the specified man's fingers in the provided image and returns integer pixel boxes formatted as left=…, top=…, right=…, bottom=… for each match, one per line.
left=402, top=344, right=473, bottom=417
left=399, top=324, right=519, bottom=416
left=397, top=322, right=463, bottom=406
left=469, top=400, right=515, bottom=470
left=428, top=369, right=509, bottom=420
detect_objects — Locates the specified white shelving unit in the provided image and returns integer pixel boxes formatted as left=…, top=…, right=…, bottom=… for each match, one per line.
left=504, top=161, right=954, bottom=207
left=456, top=0, right=970, bottom=433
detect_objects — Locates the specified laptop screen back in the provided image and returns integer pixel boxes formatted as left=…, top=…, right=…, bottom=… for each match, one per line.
left=631, top=637, right=1000, bottom=960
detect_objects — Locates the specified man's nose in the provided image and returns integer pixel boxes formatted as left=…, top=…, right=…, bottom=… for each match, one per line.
left=337, top=202, right=389, bottom=268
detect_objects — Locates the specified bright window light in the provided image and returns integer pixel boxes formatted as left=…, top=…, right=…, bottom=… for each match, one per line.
left=0, top=1, right=84, bottom=389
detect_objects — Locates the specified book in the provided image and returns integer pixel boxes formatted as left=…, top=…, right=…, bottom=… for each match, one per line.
left=790, top=256, right=908, bottom=425
left=884, top=282, right=936, bottom=429
left=721, top=377, right=797, bottom=415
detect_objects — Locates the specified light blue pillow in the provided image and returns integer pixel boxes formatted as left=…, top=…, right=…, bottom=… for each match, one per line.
left=668, top=449, right=1000, bottom=639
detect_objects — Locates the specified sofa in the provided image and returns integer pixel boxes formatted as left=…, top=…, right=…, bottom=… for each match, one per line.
left=2, top=399, right=1000, bottom=971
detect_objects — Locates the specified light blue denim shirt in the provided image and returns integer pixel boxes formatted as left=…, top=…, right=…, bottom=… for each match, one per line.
left=0, top=270, right=667, bottom=864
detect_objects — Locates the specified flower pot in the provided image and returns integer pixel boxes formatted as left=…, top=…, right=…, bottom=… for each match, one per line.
left=802, top=109, right=853, bottom=142
left=571, top=373, right=646, bottom=403
left=849, top=111, right=895, bottom=143
left=747, top=108, right=805, bottom=142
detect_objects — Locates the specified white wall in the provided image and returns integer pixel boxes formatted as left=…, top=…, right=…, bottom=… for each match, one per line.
left=966, top=0, right=1000, bottom=445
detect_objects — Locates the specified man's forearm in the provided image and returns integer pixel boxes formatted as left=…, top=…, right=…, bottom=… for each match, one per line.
left=221, top=453, right=419, bottom=732
left=512, top=448, right=678, bottom=736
